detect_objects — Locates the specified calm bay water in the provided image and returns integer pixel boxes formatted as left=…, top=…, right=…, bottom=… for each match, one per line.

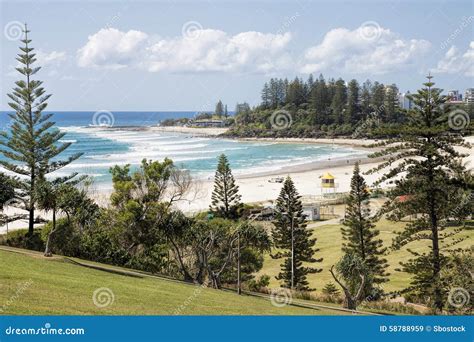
left=0, top=111, right=365, bottom=188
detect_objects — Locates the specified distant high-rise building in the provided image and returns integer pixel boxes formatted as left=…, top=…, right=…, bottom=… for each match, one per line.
left=447, top=90, right=463, bottom=102
left=465, top=88, right=474, bottom=104
left=398, top=91, right=413, bottom=110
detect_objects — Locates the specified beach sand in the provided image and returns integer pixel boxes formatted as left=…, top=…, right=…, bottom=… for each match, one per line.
left=1, top=133, right=472, bottom=233
left=176, top=135, right=473, bottom=213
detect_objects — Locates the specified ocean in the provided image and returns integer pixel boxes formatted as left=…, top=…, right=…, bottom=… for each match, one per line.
left=0, top=111, right=365, bottom=188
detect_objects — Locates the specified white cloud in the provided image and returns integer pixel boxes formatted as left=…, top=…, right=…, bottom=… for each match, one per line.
left=77, top=28, right=292, bottom=74
left=77, top=28, right=148, bottom=70
left=35, top=50, right=67, bottom=67
left=434, top=42, right=474, bottom=77
left=300, top=25, right=431, bottom=75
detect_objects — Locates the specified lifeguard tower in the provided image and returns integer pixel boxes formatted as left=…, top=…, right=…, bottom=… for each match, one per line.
left=320, top=172, right=337, bottom=195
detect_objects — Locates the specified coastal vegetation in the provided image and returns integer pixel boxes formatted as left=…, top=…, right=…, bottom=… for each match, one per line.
left=225, top=75, right=473, bottom=138
left=0, top=26, right=472, bottom=316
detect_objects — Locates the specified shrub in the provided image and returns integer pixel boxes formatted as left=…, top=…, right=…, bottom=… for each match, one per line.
left=2, top=228, right=44, bottom=251
left=247, top=274, right=270, bottom=292
left=40, top=218, right=81, bottom=256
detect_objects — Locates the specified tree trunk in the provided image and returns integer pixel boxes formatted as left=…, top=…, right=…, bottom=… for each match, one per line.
left=330, top=265, right=365, bottom=311
left=290, top=214, right=295, bottom=290
left=427, top=158, right=443, bottom=312
left=44, top=209, right=56, bottom=257
left=28, top=205, right=35, bottom=236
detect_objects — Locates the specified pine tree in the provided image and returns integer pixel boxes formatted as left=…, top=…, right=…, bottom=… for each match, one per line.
left=210, top=154, right=242, bottom=219
left=0, top=25, right=82, bottom=235
left=342, top=163, right=388, bottom=290
left=271, top=176, right=322, bottom=291
left=330, top=79, right=347, bottom=125
left=261, top=82, right=270, bottom=108
left=368, top=75, right=473, bottom=312
left=322, top=282, right=340, bottom=298
left=370, top=81, right=385, bottom=111
left=384, top=84, right=400, bottom=122
left=360, top=80, right=372, bottom=118
left=346, top=79, right=360, bottom=124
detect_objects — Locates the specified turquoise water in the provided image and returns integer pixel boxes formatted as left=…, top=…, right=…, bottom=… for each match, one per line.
left=0, top=111, right=365, bottom=188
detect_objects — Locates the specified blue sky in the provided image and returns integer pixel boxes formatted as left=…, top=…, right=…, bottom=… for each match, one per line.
left=1, top=0, right=473, bottom=111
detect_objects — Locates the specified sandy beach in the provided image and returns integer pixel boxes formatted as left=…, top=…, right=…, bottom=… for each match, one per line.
left=1, top=131, right=472, bottom=233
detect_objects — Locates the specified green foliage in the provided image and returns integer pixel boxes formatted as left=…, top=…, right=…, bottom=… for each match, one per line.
left=330, top=252, right=369, bottom=310
left=368, top=76, right=473, bottom=312
left=271, top=176, right=322, bottom=291
left=335, top=252, right=371, bottom=293
left=3, top=228, right=44, bottom=251
left=322, top=282, right=340, bottom=297
left=227, top=73, right=415, bottom=139
left=247, top=274, right=271, bottom=292
left=40, top=218, right=80, bottom=256
left=210, top=154, right=242, bottom=219
left=0, top=172, right=15, bottom=209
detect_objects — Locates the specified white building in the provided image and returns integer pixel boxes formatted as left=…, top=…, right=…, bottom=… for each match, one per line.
left=465, top=88, right=474, bottom=104
left=302, top=204, right=320, bottom=221
left=398, top=91, right=413, bottom=110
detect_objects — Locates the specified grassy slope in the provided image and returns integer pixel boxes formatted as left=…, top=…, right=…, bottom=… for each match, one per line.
left=0, top=249, right=347, bottom=315
left=259, top=217, right=473, bottom=293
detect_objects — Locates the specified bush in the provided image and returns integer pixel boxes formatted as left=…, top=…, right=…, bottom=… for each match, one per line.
left=41, top=218, right=81, bottom=256
left=2, top=228, right=44, bottom=251
left=247, top=274, right=270, bottom=292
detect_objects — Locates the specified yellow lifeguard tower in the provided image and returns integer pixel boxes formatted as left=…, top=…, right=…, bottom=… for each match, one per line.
left=320, top=172, right=336, bottom=195
left=321, top=172, right=335, bottom=188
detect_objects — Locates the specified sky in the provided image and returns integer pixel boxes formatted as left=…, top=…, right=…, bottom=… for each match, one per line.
left=0, top=0, right=473, bottom=111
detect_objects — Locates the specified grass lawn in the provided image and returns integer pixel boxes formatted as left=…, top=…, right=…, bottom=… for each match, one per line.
left=0, top=248, right=347, bottom=315
left=258, top=216, right=473, bottom=294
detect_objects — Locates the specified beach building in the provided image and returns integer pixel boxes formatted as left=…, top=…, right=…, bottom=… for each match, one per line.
left=191, top=119, right=225, bottom=127
left=320, top=172, right=336, bottom=191
left=302, top=204, right=320, bottom=221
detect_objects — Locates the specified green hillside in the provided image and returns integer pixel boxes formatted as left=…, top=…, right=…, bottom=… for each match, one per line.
left=0, top=248, right=346, bottom=315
